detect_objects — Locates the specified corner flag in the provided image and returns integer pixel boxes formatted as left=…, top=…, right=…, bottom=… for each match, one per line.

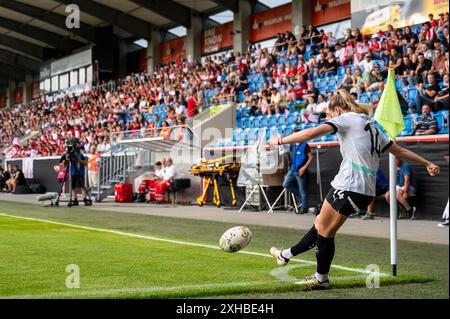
left=374, top=68, right=405, bottom=277
left=374, top=69, right=405, bottom=139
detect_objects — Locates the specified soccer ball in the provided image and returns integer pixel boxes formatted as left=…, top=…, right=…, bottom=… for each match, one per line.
left=219, top=226, right=252, bottom=252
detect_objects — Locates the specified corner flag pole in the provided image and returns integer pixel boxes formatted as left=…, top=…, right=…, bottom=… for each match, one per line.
left=374, top=69, right=405, bottom=277
left=389, top=153, right=397, bottom=276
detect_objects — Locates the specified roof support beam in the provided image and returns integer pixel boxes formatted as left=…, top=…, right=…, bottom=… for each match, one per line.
left=57, top=0, right=151, bottom=39
left=0, top=17, right=79, bottom=51
left=0, top=48, right=40, bottom=72
left=0, top=34, right=44, bottom=60
left=0, top=0, right=93, bottom=42
left=210, top=0, right=239, bottom=12
left=129, top=0, right=191, bottom=28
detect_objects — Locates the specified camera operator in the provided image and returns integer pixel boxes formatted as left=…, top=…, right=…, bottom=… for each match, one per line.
left=59, top=138, right=91, bottom=206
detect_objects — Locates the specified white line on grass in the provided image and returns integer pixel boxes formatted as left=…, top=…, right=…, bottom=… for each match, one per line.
left=0, top=213, right=389, bottom=277
left=2, top=280, right=282, bottom=299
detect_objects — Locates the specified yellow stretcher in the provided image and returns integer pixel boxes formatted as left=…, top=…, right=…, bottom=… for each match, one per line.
left=191, top=155, right=240, bottom=207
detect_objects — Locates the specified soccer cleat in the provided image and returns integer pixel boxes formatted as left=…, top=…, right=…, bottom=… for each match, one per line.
left=270, top=247, right=289, bottom=266
left=83, top=198, right=93, bottom=206
left=70, top=199, right=79, bottom=206
left=294, top=274, right=330, bottom=290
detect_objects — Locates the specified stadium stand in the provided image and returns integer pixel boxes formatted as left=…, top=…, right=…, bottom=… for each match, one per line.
left=0, top=11, right=448, bottom=157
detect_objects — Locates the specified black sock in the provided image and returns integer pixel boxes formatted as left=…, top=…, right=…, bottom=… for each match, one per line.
left=316, top=235, right=335, bottom=276
left=290, top=226, right=318, bottom=256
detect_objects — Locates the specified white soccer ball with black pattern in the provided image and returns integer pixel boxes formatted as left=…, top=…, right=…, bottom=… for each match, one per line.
left=219, top=226, right=252, bottom=253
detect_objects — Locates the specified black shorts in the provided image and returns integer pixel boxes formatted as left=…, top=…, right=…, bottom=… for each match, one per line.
left=325, top=187, right=374, bottom=217
left=375, top=187, right=388, bottom=197
left=71, top=175, right=84, bottom=189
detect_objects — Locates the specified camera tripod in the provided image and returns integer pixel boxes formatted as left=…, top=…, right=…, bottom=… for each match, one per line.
left=54, top=156, right=93, bottom=207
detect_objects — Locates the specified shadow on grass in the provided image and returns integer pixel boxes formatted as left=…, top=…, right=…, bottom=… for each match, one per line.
left=40, top=274, right=434, bottom=299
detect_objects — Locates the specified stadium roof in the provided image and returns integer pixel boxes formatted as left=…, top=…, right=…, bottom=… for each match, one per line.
left=0, top=0, right=270, bottom=82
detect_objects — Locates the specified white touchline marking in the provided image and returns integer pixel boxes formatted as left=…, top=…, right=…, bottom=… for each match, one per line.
left=2, top=280, right=282, bottom=299
left=0, top=213, right=389, bottom=277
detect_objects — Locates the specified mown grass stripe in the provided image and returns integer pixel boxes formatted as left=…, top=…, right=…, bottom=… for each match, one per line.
left=0, top=213, right=388, bottom=276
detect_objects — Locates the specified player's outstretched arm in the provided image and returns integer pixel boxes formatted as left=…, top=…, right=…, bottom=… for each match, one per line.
left=388, top=143, right=440, bottom=176
left=268, top=124, right=334, bottom=147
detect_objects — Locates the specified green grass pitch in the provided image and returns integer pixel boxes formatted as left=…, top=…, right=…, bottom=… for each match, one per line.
left=0, top=200, right=447, bottom=299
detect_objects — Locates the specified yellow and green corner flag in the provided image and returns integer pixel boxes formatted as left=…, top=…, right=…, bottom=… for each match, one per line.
left=374, top=69, right=405, bottom=140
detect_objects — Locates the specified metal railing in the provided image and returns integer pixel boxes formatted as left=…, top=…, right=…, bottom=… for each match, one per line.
left=94, top=124, right=198, bottom=201
left=110, top=124, right=199, bottom=148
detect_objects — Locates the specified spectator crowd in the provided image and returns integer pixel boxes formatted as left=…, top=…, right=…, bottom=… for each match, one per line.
left=0, top=12, right=448, bottom=158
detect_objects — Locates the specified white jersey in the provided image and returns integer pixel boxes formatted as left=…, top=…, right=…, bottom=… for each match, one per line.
left=163, top=165, right=177, bottom=182
left=325, top=112, right=393, bottom=196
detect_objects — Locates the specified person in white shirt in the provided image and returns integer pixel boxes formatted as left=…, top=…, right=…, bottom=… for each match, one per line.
left=174, top=101, right=186, bottom=118
left=155, top=157, right=177, bottom=203
left=334, top=43, right=345, bottom=64
left=358, top=54, right=374, bottom=75
left=142, top=161, right=164, bottom=202
left=96, top=137, right=107, bottom=153
left=267, top=89, right=440, bottom=290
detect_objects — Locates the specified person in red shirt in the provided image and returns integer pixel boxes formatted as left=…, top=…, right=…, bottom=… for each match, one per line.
left=273, top=63, right=287, bottom=79
left=369, top=35, right=383, bottom=60
left=428, top=13, right=438, bottom=28
left=421, top=22, right=437, bottom=43
left=293, top=74, right=308, bottom=100
left=286, top=62, right=297, bottom=78
left=238, top=62, right=248, bottom=75
left=297, top=56, right=309, bottom=78
left=187, top=91, right=198, bottom=118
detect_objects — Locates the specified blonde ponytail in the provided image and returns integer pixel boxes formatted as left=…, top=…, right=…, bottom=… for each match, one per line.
left=328, top=89, right=370, bottom=116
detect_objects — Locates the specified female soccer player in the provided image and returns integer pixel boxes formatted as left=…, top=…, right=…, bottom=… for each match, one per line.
left=268, top=89, right=440, bottom=290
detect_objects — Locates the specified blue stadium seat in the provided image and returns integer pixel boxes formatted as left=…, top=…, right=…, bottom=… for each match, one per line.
left=283, top=126, right=292, bottom=136
left=398, top=114, right=415, bottom=136
left=257, top=127, right=268, bottom=140
left=328, top=134, right=339, bottom=141
left=436, top=111, right=449, bottom=134
left=327, top=85, right=337, bottom=93
left=237, top=138, right=246, bottom=147
left=232, top=129, right=240, bottom=142
left=318, top=79, right=327, bottom=90
left=370, top=91, right=380, bottom=103
left=236, top=108, right=242, bottom=119
left=250, top=116, right=260, bottom=128
left=286, top=114, right=295, bottom=125
left=236, top=118, right=242, bottom=129
left=359, top=92, right=369, bottom=104
left=260, top=116, right=269, bottom=128
left=269, top=115, right=278, bottom=127
left=304, top=51, right=310, bottom=61
left=407, top=88, right=418, bottom=104
left=241, top=107, right=250, bottom=118
left=327, top=76, right=337, bottom=86
left=242, top=117, right=250, bottom=129
left=238, top=91, right=245, bottom=102
left=247, top=128, right=257, bottom=145
left=374, top=60, right=385, bottom=70
left=278, top=115, right=287, bottom=126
